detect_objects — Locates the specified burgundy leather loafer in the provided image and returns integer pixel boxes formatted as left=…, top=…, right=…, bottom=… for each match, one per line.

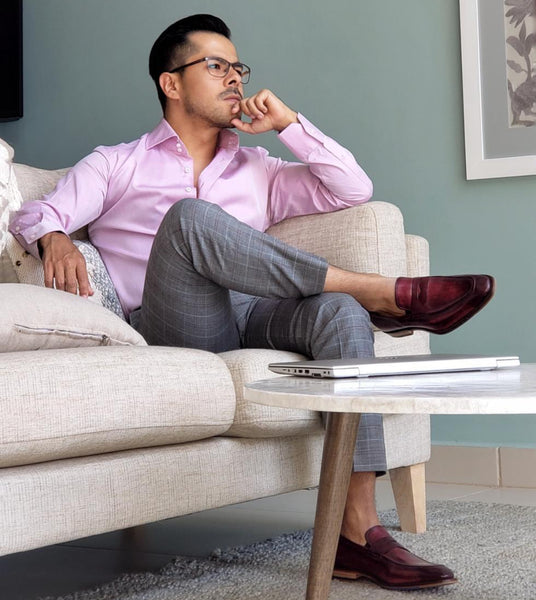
left=370, top=274, right=495, bottom=336
left=333, top=526, right=457, bottom=590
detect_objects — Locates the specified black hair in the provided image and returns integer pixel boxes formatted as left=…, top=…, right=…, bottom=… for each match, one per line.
left=149, top=14, right=232, bottom=112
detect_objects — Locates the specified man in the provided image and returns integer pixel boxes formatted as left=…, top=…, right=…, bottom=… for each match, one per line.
left=10, top=14, right=494, bottom=590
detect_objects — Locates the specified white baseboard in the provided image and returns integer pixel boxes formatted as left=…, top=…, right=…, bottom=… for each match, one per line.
left=426, top=445, right=536, bottom=488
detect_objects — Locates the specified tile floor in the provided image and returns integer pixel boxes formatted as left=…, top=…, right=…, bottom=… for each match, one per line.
left=2, top=481, right=536, bottom=600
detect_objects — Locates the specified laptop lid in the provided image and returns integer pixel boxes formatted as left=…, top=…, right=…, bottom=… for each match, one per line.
left=268, top=354, right=520, bottom=379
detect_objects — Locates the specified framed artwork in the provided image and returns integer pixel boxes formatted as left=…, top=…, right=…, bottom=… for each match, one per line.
left=459, top=0, right=536, bottom=180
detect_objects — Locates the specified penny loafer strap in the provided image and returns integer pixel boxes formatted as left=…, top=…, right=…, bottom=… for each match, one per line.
left=367, top=536, right=407, bottom=556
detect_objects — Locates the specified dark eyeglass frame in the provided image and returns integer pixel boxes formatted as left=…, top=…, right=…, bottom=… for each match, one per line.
left=168, top=56, right=251, bottom=84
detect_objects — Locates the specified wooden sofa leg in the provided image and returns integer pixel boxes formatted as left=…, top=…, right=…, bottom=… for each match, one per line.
left=388, top=463, right=427, bottom=533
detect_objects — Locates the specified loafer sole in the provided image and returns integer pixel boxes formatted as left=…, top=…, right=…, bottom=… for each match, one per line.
left=333, top=568, right=458, bottom=591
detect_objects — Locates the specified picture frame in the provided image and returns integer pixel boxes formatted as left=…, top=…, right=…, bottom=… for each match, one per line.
left=459, top=0, right=536, bottom=180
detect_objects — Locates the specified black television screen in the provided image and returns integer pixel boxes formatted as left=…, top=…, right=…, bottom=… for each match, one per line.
left=0, top=0, right=23, bottom=121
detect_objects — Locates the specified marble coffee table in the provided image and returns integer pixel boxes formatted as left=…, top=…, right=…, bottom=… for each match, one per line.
left=244, top=363, right=535, bottom=600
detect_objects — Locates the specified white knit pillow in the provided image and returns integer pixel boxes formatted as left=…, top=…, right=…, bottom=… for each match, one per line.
left=0, top=138, right=23, bottom=255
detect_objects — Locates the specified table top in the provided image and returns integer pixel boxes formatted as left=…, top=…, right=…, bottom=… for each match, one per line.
left=244, top=364, right=536, bottom=415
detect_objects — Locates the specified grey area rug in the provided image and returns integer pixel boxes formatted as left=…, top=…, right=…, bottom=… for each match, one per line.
left=42, top=501, right=536, bottom=600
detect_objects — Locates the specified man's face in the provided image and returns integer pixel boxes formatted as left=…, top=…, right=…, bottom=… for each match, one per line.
left=173, top=31, right=244, bottom=128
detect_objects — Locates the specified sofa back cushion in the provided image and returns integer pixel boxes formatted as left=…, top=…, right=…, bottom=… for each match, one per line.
left=13, top=162, right=69, bottom=204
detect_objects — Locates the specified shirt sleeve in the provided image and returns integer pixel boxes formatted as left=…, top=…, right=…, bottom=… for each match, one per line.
left=264, top=113, right=373, bottom=227
left=9, top=150, right=110, bottom=258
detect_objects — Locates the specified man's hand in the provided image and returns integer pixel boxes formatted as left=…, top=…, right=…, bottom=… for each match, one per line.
left=231, top=89, right=298, bottom=134
left=39, top=232, right=93, bottom=298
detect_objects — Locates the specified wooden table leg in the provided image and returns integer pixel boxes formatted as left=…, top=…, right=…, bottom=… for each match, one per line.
left=305, top=412, right=361, bottom=600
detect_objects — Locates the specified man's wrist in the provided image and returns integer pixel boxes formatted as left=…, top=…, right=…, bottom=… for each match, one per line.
left=276, top=111, right=299, bottom=133
left=38, top=231, right=65, bottom=258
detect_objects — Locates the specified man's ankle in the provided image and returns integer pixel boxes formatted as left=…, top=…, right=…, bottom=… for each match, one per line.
left=341, top=471, right=381, bottom=545
left=340, top=515, right=381, bottom=546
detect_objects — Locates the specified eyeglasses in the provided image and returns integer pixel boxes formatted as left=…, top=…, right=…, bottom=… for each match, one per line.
left=169, top=56, right=251, bottom=84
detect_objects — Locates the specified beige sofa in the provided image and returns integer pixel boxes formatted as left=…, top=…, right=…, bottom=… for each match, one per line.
left=0, top=151, right=431, bottom=557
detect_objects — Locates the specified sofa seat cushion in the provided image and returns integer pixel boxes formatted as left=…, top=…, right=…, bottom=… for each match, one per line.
left=218, top=349, right=323, bottom=437
left=0, top=284, right=144, bottom=351
left=0, top=346, right=236, bottom=468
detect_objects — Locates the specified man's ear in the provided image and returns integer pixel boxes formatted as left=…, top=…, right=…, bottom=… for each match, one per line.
left=159, top=72, right=182, bottom=102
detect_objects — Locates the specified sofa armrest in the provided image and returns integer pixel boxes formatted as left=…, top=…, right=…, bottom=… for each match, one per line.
left=266, top=201, right=408, bottom=277
left=405, top=234, right=430, bottom=278
left=267, top=203, right=431, bottom=357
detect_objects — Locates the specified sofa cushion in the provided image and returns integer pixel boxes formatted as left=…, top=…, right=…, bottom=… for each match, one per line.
left=0, top=283, right=145, bottom=351
left=0, top=346, right=236, bottom=468
left=218, top=348, right=323, bottom=437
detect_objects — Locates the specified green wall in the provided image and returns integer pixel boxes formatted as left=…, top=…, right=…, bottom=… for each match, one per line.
left=1, top=0, right=534, bottom=447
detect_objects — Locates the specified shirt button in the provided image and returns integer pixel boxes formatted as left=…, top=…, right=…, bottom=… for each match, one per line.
left=15, top=226, right=20, bottom=232
left=185, top=187, right=193, bottom=193
left=185, top=167, right=191, bottom=173
left=176, top=143, right=182, bottom=151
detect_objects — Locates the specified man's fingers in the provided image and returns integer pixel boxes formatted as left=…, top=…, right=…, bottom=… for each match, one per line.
left=64, top=268, right=79, bottom=295
left=238, top=99, right=255, bottom=119
left=234, top=89, right=296, bottom=133
left=40, top=237, right=92, bottom=298
left=253, top=91, right=270, bottom=114
left=76, top=263, right=94, bottom=298
left=240, top=96, right=265, bottom=120
left=53, top=267, right=66, bottom=291
left=250, top=98, right=266, bottom=119
left=231, top=118, right=255, bottom=133
left=43, top=262, right=55, bottom=289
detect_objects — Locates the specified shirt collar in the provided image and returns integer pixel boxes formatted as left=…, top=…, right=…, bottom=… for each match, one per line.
left=145, top=118, right=240, bottom=152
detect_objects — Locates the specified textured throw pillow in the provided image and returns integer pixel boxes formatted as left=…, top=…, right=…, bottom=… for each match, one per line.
left=0, top=138, right=23, bottom=256
left=72, top=241, right=125, bottom=319
left=3, top=236, right=126, bottom=319
left=0, top=283, right=146, bottom=352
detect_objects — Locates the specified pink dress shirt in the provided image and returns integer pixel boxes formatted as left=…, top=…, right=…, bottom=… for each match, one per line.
left=10, top=114, right=373, bottom=316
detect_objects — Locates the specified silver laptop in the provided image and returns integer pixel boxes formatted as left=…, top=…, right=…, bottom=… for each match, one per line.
left=268, top=354, right=520, bottom=379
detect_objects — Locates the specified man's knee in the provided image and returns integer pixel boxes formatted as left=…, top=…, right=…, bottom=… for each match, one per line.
left=315, top=293, right=371, bottom=326
left=162, top=197, right=210, bottom=226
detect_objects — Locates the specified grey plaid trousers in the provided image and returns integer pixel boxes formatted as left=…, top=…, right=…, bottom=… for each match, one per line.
left=134, top=199, right=387, bottom=472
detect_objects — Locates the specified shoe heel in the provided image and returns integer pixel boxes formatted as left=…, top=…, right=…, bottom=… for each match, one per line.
left=387, top=329, right=414, bottom=338
left=333, top=568, right=363, bottom=580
